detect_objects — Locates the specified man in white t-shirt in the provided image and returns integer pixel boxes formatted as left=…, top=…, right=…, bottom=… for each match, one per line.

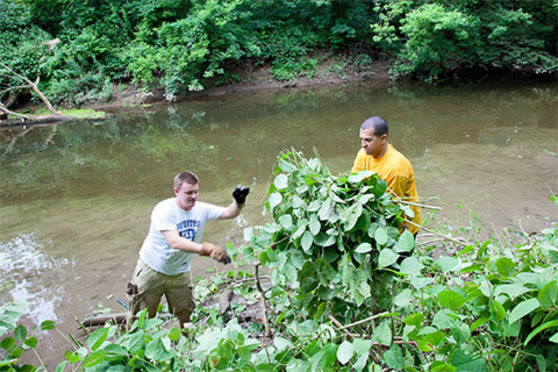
left=126, top=171, right=250, bottom=327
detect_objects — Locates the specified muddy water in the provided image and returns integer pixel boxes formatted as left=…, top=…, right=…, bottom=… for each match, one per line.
left=1, top=79, right=557, bottom=367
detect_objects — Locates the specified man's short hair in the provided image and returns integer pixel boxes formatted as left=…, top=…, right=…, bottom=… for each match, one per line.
left=173, top=171, right=199, bottom=190
left=361, top=116, right=389, bottom=137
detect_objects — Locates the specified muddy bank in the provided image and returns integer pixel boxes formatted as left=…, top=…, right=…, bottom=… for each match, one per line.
left=91, top=60, right=391, bottom=109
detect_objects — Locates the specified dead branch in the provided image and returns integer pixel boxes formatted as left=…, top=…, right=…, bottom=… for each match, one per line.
left=0, top=62, right=61, bottom=115
left=394, top=200, right=442, bottom=211
left=328, top=314, right=354, bottom=340
left=0, top=102, right=29, bottom=120
left=254, top=260, right=272, bottom=338
left=336, top=311, right=391, bottom=331
left=405, top=218, right=471, bottom=247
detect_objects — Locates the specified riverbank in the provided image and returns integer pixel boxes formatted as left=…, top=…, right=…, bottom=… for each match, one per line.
left=1, top=58, right=390, bottom=126
left=93, top=59, right=392, bottom=109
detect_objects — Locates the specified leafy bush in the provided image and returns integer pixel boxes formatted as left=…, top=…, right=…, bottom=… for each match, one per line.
left=375, top=0, right=558, bottom=82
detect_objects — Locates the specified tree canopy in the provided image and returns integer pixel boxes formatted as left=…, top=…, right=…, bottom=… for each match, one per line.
left=1, top=0, right=556, bottom=106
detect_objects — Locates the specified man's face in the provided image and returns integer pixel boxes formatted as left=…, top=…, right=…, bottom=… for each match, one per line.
left=174, top=182, right=199, bottom=210
left=359, top=127, right=386, bottom=158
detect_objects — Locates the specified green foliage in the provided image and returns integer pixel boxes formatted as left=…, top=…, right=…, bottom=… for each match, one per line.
left=243, top=149, right=408, bottom=318
left=0, top=301, right=43, bottom=371
left=373, top=0, right=558, bottom=82
left=2, top=0, right=557, bottom=105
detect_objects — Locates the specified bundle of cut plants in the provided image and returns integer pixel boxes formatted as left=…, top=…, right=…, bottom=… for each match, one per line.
left=243, top=149, right=417, bottom=321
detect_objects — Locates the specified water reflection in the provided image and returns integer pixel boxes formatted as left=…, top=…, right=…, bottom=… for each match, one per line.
left=0, top=233, right=70, bottom=323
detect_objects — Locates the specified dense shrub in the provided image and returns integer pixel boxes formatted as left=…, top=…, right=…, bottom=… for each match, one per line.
left=1, top=0, right=556, bottom=106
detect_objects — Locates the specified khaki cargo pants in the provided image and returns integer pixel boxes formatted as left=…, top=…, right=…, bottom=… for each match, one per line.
left=126, top=260, right=195, bottom=326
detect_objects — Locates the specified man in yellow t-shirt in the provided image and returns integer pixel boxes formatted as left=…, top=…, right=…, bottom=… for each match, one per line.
left=351, top=116, right=421, bottom=235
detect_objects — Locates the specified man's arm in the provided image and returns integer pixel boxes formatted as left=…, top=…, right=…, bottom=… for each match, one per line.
left=219, top=201, right=243, bottom=219
left=161, top=230, right=203, bottom=253
left=219, top=185, right=250, bottom=220
left=161, top=229, right=231, bottom=263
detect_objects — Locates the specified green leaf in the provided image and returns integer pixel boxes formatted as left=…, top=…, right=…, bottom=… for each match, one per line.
left=400, top=257, right=424, bottom=276
left=455, top=245, right=474, bottom=258
left=378, top=249, right=399, bottom=268
left=353, top=352, right=369, bottom=372
left=87, top=327, right=110, bottom=351
left=509, top=298, right=540, bottom=324
left=549, top=332, right=558, bottom=343
left=301, top=231, right=314, bottom=253
left=410, top=276, right=434, bottom=290
left=437, top=290, right=466, bottom=311
left=374, top=227, right=388, bottom=246
left=404, top=313, right=424, bottom=326
left=536, top=354, right=546, bottom=372
left=355, top=242, right=372, bottom=253
left=538, top=280, right=557, bottom=310
left=309, top=215, right=321, bottom=236
left=495, top=257, right=516, bottom=278
left=422, top=330, right=446, bottom=346
left=524, top=320, right=558, bottom=345
left=430, top=361, right=457, bottom=372
left=168, top=328, right=181, bottom=341
left=0, top=336, right=16, bottom=350
left=491, top=300, right=506, bottom=321
left=14, top=325, right=27, bottom=341
left=318, top=198, right=333, bottom=220
left=372, top=321, right=392, bottom=346
left=24, top=337, right=38, bottom=348
left=41, top=320, right=56, bottom=330
left=470, top=317, right=488, bottom=331
left=397, top=230, right=415, bottom=252
left=394, top=289, right=413, bottom=308
left=336, top=340, right=354, bottom=365
left=436, top=256, right=459, bottom=272
left=279, top=214, right=293, bottom=230
left=278, top=158, right=297, bottom=173
left=82, top=350, right=107, bottom=368
left=274, top=174, right=289, bottom=190
left=353, top=338, right=372, bottom=354
left=383, top=344, right=403, bottom=370
left=268, top=192, right=282, bottom=210
left=452, top=348, right=487, bottom=372
left=496, top=283, right=531, bottom=300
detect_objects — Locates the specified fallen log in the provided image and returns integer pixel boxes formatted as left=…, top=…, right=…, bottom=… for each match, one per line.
left=79, top=312, right=173, bottom=328
left=1, top=115, right=83, bottom=127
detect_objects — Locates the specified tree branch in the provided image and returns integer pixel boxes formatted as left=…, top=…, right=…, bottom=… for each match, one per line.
left=254, top=260, right=272, bottom=338
left=0, top=63, right=61, bottom=115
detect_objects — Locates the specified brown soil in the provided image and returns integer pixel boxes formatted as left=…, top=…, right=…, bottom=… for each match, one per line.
left=94, top=60, right=391, bottom=109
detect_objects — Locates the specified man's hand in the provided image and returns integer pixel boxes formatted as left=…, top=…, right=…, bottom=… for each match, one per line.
left=232, top=185, right=250, bottom=205
left=199, top=242, right=232, bottom=264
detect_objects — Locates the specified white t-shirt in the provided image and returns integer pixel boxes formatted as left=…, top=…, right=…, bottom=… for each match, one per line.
left=139, top=198, right=224, bottom=275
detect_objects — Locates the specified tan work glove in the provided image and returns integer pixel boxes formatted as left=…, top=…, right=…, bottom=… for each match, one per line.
left=199, top=242, right=232, bottom=264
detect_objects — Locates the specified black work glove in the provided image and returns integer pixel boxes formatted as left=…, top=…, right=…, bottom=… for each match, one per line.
left=232, top=185, right=250, bottom=205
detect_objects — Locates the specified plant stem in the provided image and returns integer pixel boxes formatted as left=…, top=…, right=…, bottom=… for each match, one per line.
left=254, top=260, right=272, bottom=338
left=405, top=218, right=471, bottom=246
left=335, top=311, right=391, bottom=330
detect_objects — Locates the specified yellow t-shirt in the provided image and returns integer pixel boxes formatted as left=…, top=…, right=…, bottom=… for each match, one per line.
left=351, top=144, right=421, bottom=234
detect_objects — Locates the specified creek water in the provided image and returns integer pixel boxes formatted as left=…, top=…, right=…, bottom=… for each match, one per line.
left=1, top=78, right=557, bottom=367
